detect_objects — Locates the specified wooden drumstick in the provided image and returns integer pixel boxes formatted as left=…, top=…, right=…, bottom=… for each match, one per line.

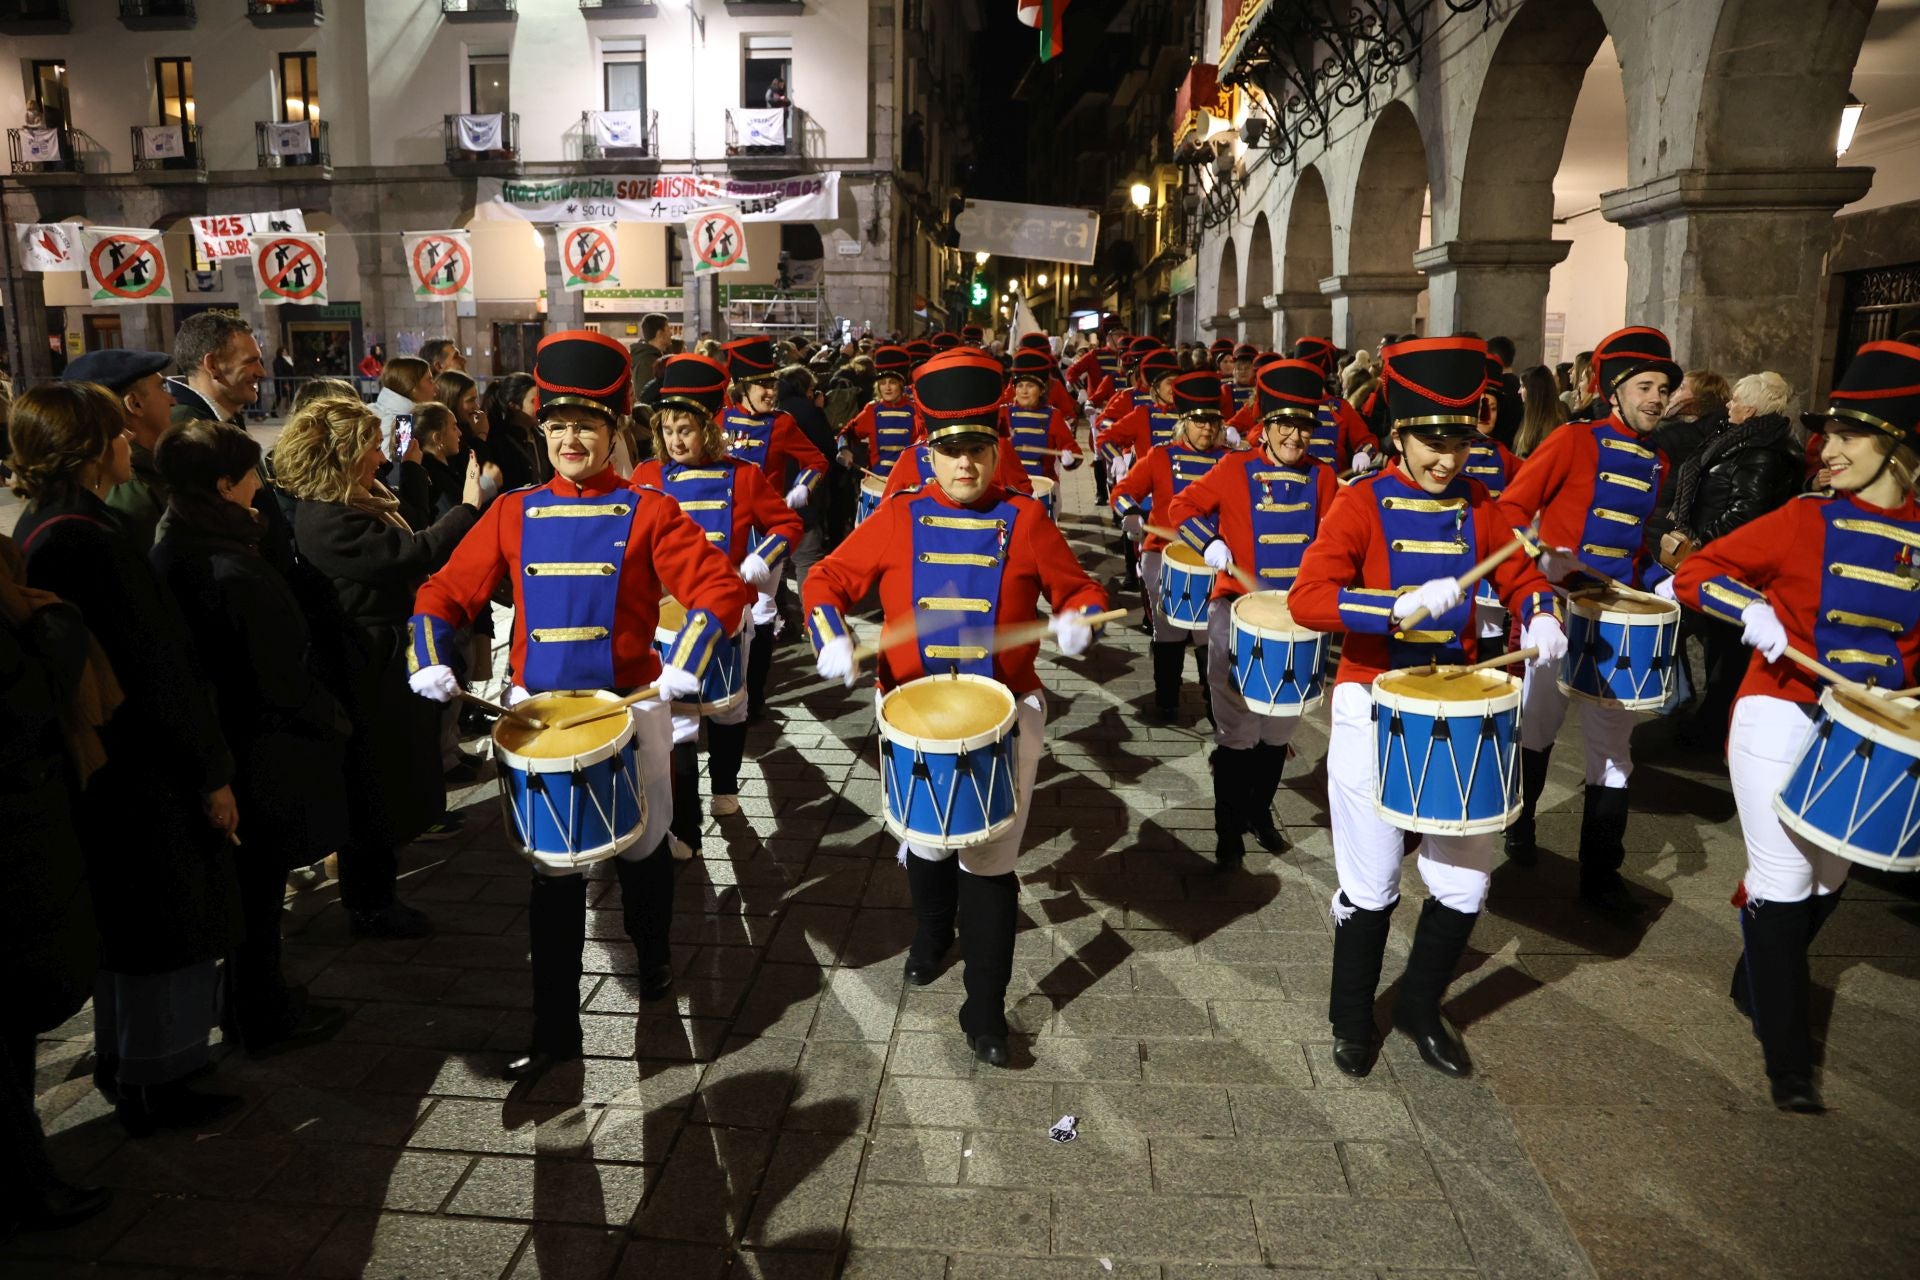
left=1443, top=646, right=1541, bottom=679
left=1142, top=523, right=1261, bottom=592
left=1779, top=646, right=1869, bottom=693
left=959, top=608, right=1136, bottom=656
left=541, top=684, right=663, bottom=733
left=1398, top=533, right=1530, bottom=631
left=1880, top=684, right=1920, bottom=700
left=850, top=613, right=923, bottom=664
left=460, top=690, right=543, bottom=730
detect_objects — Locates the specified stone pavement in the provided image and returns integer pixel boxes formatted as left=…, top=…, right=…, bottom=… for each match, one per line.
left=10, top=459, right=1920, bottom=1279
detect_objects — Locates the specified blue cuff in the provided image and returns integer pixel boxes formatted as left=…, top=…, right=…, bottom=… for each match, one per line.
left=1336, top=588, right=1399, bottom=635
left=1176, top=516, right=1218, bottom=556
left=1114, top=493, right=1145, bottom=520
left=1698, top=575, right=1764, bottom=626
left=751, top=531, right=792, bottom=572
left=794, top=467, right=823, bottom=492
left=1515, top=590, right=1561, bottom=629
left=807, top=604, right=849, bottom=654
left=665, top=607, right=724, bottom=677
left=408, top=613, right=459, bottom=674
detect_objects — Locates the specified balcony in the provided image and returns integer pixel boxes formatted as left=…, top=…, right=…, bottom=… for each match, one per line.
left=132, top=123, right=205, bottom=177
left=444, top=113, right=520, bottom=168
left=246, top=0, right=321, bottom=26
left=8, top=124, right=83, bottom=175
left=119, top=0, right=196, bottom=28
left=255, top=119, right=330, bottom=173
left=441, top=0, right=514, bottom=18
left=723, top=1, right=803, bottom=13
left=725, top=106, right=801, bottom=162
left=580, top=0, right=657, bottom=13
left=581, top=109, right=658, bottom=162
left=0, top=0, right=70, bottom=34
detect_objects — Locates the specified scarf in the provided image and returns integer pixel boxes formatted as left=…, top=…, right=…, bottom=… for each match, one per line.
left=0, top=534, right=123, bottom=787
left=157, top=491, right=265, bottom=549
left=349, top=479, right=414, bottom=534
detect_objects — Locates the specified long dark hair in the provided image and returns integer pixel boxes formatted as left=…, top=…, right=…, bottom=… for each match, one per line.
left=1515, top=364, right=1569, bottom=457
left=484, top=372, right=537, bottom=435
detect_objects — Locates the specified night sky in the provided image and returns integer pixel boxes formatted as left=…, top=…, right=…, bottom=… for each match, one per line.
left=967, top=1, right=1117, bottom=202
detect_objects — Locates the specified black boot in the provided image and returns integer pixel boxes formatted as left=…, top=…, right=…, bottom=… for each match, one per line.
left=1212, top=747, right=1250, bottom=871
left=1505, top=748, right=1550, bottom=866
left=1393, top=898, right=1480, bottom=1078
left=1192, top=644, right=1215, bottom=727
left=115, top=1080, right=244, bottom=1138
left=615, top=848, right=676, bottom=1001
left=903, top=852, right=959, bottom=986
left=1328, top=893, right=1395, bottom=1077
left=1738, top=897, right=1825, bottom=1112
left=1737, top=887, right=1847, bottom=1018
left=956, top=869, right=1019, bottom=1066
left=1578, top=784, right=1644, bottom=913
left=707, top=719, right=749, bottom=809
left=670, top=741, right=702, bottom=855
left=508, top=872, right=588, bottom=1081
left=745, top=628, right=775, bottom=722
left=1149, top=642, right=1185, bottom=720
left=1246, top=743, right=1287, bottom=852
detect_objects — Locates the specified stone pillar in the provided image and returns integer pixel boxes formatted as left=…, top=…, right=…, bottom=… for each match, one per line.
left=1, top=256, right=54, bottom=384
left=1602, top=167, right=1873, bottom=398
left=1199, top=312, right=1235, bottom=339
left=1415, top=238, right=1572, bottom=367
left=1319, top=273, right=1426, bottom=351
left=542, top=227, right=584, bottom=332
left=1228, top=300, right=1271, bottom=348
left=1262, top=291, right=1332, bottom=352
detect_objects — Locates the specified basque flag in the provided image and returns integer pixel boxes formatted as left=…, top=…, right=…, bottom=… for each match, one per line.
left=1016, top=0, right=1069, bottom=63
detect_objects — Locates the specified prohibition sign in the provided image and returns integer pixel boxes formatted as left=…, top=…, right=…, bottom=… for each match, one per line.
left=692, top=209, right=745, bottom=269
left=563, top=226, right=616, bottom=286
left=88, top=235, right=167, bottom=301
left=257, top=237, right=325, bottom=302
left=412, top=235, right=471, bottom=297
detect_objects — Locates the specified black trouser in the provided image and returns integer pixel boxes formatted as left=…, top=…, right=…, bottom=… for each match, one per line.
left=746, top=629, right=775, bottom=714
left=670, top=742, right=702, bottom=853
left=525, top=848, right=674, bottom=1057
left=228, top=841, right=293, bottom=1041
left=708, top=720, right=748, bottom=796
left=1691, top=615, right=1746, bottom=741
left=338, top=840, right=398, bottom=913
left=905, top=855, right=1017, bottom=1039
left=1, top=1026, right=54, bottom=1201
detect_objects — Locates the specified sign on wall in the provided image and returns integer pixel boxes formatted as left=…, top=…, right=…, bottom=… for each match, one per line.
left=403, top=230, right=475, bottom=301
left=80, top=227, right=171, bottom=305
left=559, top=220, right=620, bottom=291
left=952, top=199, right=1099, bottom=266
left=687, top=205, right=750, bottom=275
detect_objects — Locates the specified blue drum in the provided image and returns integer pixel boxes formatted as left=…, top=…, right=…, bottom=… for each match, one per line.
left=1230, top=591, right=1327, bottom=715
left=1775, top=687, right=1920, bottom=872
left=1373, top=667, right=1522, bottom=836
left=491, top=691, right=647, bottom=871
left=1031, top=476, right=1056, bottom=520
left=1560, top=587, right=1680, bottom=711
left=877, top=674, right=1019, bottom=848
left=856, top=474, right=886, bottom=526
left=653, top=597, right=745, bottom=716
left=1157, top=542, right=1216, bottom=631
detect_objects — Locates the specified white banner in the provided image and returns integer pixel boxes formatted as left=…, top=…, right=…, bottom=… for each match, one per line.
left=20, top=127, right=62, bottom=163
left=136, top=125, right=185, bottom=160
left=589, top=110, right=644, bottom=150
left=558, top=220, right=620, bottom=292
left=252, top=232, right=327, bottom=307
left=16, top=222, right=81, bottom=272
left=402, top=229, right=475, bottom=301
left=265, top=122, right=312, bottom=157
left=191, top=209, right=307, bottom=263
left=688, top=205, right=750, bottom=276
left=455, top=113, right=503, bottom=152
left=480, top=172, right=839, bottom=224
left=733, top=107, right=786, bottom=147
left=79, top=227, right=172, bottom=305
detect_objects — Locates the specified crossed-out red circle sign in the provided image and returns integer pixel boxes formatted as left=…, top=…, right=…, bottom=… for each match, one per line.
left=692, top=210, right=745, bottom=269
left=563, top=226, right=616, bottom=285
left=411, top=235, right=472, bottom=296
left=256, top=237, right=325, bottom=301
left=88, top=235, right=167, bottom=300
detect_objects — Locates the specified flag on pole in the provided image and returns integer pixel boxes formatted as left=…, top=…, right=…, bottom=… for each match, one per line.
left=1015, top=0, right=1070, bottom=63
left=1010, top=294, right=1045, bottom=350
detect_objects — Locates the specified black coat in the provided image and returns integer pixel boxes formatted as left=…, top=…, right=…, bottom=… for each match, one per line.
left=15, top=493, right=239, bottom=976
left=292, top=495, right=478, bottom=849
left=151, top=499, right=352, bottom=871
left=1673, top=413, right=1804, bottom=546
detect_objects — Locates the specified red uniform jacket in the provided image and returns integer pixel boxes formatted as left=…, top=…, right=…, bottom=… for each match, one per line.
left=802, top=482, right=1107, bottom=694
left=1496, top=415, right=1669, bottom=589
left=1096, top=385, right=1148, bottom=427
left=998, top=404, right=1083, bottom=482
left=1462, top=436, right=1521, bottom=499
left=1165, top=449, right=1340, bottom=600
left=1097, top=400, right=1178, bottom=460
left=721, top=401, right=829, bottom=494
left=1227, top=395, right=1377, bottom=470
left=882, top=442, right=1034, bottom=499
left=1110, top=440, right=1231, bottom=552
left=629, top=455, right=802, bottom=569
left=841, top=396, right=921, bottom=474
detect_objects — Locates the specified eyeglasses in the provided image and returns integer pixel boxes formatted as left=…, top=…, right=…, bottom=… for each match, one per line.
left=1264, top=421, right=1312, bottom=438
left=544, top=422, right=605, bottom=441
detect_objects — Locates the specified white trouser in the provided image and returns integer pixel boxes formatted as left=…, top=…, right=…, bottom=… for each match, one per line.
left=882, top=687, right=1047, bottom=879
left=1207, top=605, right=1302, bottom=750
left=1327, top=683, right=1493, bottom=915
left=1519, top=661, right=1636, bottom=787
left=1140, top=549, right=1204, bottom=645
left=1727, top=695, right=1852, bottom=904
left=671, top=616, right=755, bottom=744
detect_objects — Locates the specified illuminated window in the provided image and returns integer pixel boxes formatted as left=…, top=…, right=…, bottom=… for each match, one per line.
left=278, top=52, right=319, bottom=126
left=155, top=58, right=195, bottom=127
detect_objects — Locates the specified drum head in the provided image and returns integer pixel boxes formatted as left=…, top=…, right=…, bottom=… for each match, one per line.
left=1234, top=590, right=1296, bottom=631
left=658, top=596, right=688, bottom=632
left=1569, top=586, right=1679, bottom=619
left=494, top=692, right=633, bottom=761
left=1830, top=687, right=1920, bottom=740
left=1378, top=667, right=1518, bottom=703
left=1164, top=541, right=1208, bottom=569
left=1032, top=477, right=1055, bottom=500
left=882, top=676, right=1015, bottom=742
left=862, top=474, right=886, bottom=497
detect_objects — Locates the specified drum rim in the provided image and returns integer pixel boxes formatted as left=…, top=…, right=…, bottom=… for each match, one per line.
left=493, top=689, right=638, bottom=772
left=517, top=823, right=649, bottom=871
left=1817, top=685, right=1920, bottom=745
left=1372, top=668, right=1523, bottom=716
left=1162, top=542, right=1215, bottom=570
left=1773, top=690, right=1920, bottom=870
left=1566, top=589, right=1681, bottom=624
left=877, top=672, right=1018, bottom=754
left=861, top=474, right=887, bottom=495
left=1230, top=590, right=1323, bottom=642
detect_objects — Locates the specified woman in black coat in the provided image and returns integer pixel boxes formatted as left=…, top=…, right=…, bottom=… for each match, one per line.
left=8, top=383, right=242, bottom=1137
left=484, top=372, right=548, bottom=492
left=151, top=421, right=352, bottom=1056
left=273, top=396, right=481, bottom=938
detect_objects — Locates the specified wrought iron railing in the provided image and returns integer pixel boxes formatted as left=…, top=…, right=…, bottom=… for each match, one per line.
left=580, top=109, right=658, bottom=159
left=132, top=123, right=203, bottom=171
left=255, top=119, right=329, bottom=169
left=7, top=124, right=82, bottom=173
left=443, top=113, right=520, bottom=163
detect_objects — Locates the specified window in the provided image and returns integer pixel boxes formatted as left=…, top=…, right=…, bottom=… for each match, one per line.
left=742, top=35, right=791, bottom=110
left=278, top=52, right=319, bottom=125
left=602, top=38, right=645, bottom=116
left=29, top=60, right=69, bottom=130
left=155, top=57, right=194, bottom=126
left=469, top=56, right=510, bottom=116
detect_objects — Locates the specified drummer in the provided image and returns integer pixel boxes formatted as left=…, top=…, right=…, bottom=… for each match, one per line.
left=1112, top=369, right=1235, bottom=722
left=838, top=344, right=918, bottom=478
left=1290, top=336, right=1566, bottom=1081
left=1226, top=343, right=1261, bottom=416
left=1496, top=326, right=1679, bottom=911
left=631, top=354, right=803, bottom=847
left=1001, top=348, right=1084, bottom=486
left=881, top=350, right=1036, bottom=500
left=802, top=348, right=1109, bottom=1067
left=1165, top=359, right=1340, bottom=868
left=1671, top=339, right=1920, bottom=1113
left=408, top=331, right=756, bottom=1084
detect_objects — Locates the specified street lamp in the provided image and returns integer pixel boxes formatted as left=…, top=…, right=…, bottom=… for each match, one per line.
left=1036, top=272, right=1049, bottom=288
left=1129, top=182, right=1152, bottom=210
left=974, top=250, right=990, bottom=267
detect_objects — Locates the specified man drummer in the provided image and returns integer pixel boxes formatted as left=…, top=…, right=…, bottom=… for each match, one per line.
left=1226, top=342, right=1261, bottom=415
left=1002, top=349, right=1083, bottom=485
left=838, top=344, right=917, bottom=477
left=1672, top=339, right=1920, bottom=1112
left=1290, top=336, right=1565, bottom=1080
left=1496, top=325, right=1678, bottom=912
left=802, top=348, right=1109, bottom=1067
left=1112, top=369, right=1235, bottom=722
left=1166, top=359, right=1341, bottom=868
left=408, top=331, right=756, bottom=1084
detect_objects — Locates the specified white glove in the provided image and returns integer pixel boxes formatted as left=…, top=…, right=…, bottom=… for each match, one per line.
left=815, top=635, right=857, bottom=688
left=1740, top=601, right=1789, bottom=662
left=785, top=482, right=810, bottom=510
left=1060, top=450, right=1081, bottom=471
left=1203, top=539, right=1233, bottom=572
left=1111, top=453, right=1133, bottom=485
left=1523, top=614, right=1568, bottom=670
left=1049, top=611, right=1094, bottom=657
left=409, top=664, right=460, bottom=702
left=1537, top=546, right=1584, bottom=584
left=1392, top=577, right=1464, bottom=623
left=505, top=685, right=532, bottom=707
left=1225, top=427, right=1243, bottom=449
left=740, top=552, right=774, bottom=593
left=1122, top=513, right=1144, bottom=539
left=1653, top=576, right=1677, bottom=602
left=1349, top=447, right=1375, bottom=473
left=655, top=662, right=704, bottom=703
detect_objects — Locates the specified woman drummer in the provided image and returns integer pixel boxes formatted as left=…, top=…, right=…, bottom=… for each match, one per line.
left=1671, top=340, right=1920, bottom=1113
left=802, top=348, right=1109, bottom=1067
left=407, top=331, right=756, bottom=1084
left=631, top=354, right=802, bottom=850
left=1111, top=369, right=1234, bottom=722
left=1165, top=359, right=1340, bottom=869
left=1290, top=337, right=1565, bottom=1081
left=1001, top=349, right=1084, bottom=486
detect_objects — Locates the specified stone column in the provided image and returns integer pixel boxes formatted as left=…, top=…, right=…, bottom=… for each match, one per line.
left=1, top=257, right=55, bottom=383
left=542, top=228, right=584, bottom=331
left=1199, top=312, right=1236, bottom=339
left=1319, top=273, right=1426, bottom=351
left=1261, top=291, right=1332, bottom=352
left=1415, top=238, right=1572, bottom=367
left=1603, top=167, right=1873, bottom=398
left=1228, top=299, right=1271, bottom=348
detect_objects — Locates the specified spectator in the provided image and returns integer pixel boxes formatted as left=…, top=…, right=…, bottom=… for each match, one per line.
left=1650, top=368, right=1735, bottom=508
left=420, top=337, right=465, bottom=376
left=8, top=383, right=242, bottom=1136
left=629, top=313, right=672, bottom=405
left=273, top=398, right=483, bottom=937
left=1514, top=363, right=1570, bottom=457
left=358, top=342, right=385, bottom=388
left=765, top=75, right=791, bottom=110
left=435, top=368, right=490, bottom=470
left=372, top=356, right=435, bottom=526
left=60, top=348, right=177, bottom=550
left=410, top=403, right=467, bottom=520
left=1562, top=349, right=1597, bottom=418
left=149, top=421, right=349, bottom=1056
left=483, top=371, right=548, bottom=491
left=293, top=377, right=362, bottom=414
left=271, top=346, right=296, bottom=415
left=167, top=312, right=263, bottom=431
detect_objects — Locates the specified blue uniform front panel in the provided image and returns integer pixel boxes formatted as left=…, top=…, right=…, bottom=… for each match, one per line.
left=907, top=492, right=1015, bottom=677
left=872, top=405, right=917, bottom=472
left=1576, top=425, right=1660, bottom=583
left=1376, top=484, right=1478, bottom=669
left=657, top=461, right=739, bottom=558
left=1463, top=440, right=1508, bottom=498
left=1309, top=400, right=1343, bottom=468
left=1246, top=461, right=1319, bottom=589
left=1812, top=506, right=1920, bottom=686
left=1007, top=407, right=1054, bottom=476
left=518, top=489, right=642, bottom=693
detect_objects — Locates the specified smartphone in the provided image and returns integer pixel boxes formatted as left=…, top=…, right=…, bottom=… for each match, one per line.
left=391, top=413, right=414, bottom=459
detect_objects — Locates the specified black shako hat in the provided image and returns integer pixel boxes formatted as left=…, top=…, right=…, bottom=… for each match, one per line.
left=871, top=344, right=912, bottom=376
left=1292, top=336, right=1337, bottom=377
left=1820, top=340, right=1920, bottom=444
left=722, top=334, right=778, bottom=384
left=1255, top=359, right=1326, bottom=423
left=1170, top=370, right=1224, bottom=416
left=1592, top=326, right=1683, bottom=403
left=1008, top=349, right=1055, bottom=387
left=1381, top=336, right=1489, bottom=435
left=535, top=330, right=632, bottom=423
left=1139, top=348, right=1183, bottom=387
left=655, top=354, right=729, bottom=418
left=914, top=349, right=1005, bottom=447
